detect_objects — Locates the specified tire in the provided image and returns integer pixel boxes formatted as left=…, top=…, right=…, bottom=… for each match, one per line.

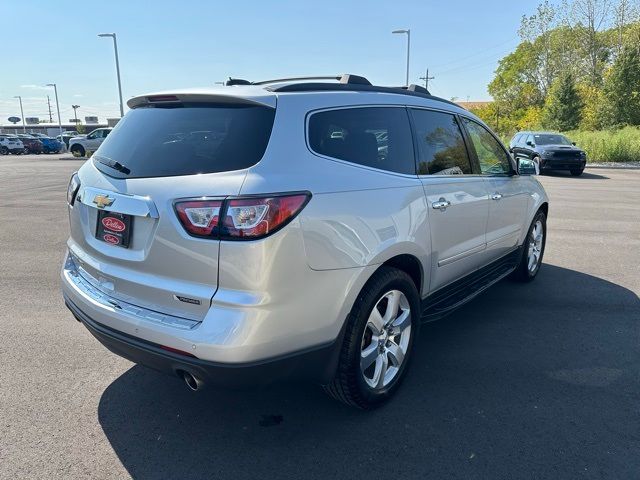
left=570, top=169, right=584, bottom=176
left=511, top=210, right=547, bottom=282
left=70, top=145, right=85, bottom=157
left=324, top=266, right=420, bottom=409
left=1, top=146, right=8, bottom=155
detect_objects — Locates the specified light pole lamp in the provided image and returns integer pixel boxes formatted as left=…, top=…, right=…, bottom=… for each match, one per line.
left=392, top=29, right=411, bottom=87
left=46, top=84, right=64, bottom=140
left=13, top=96, right=26, bottom=132
left=98, top=33, right=125, bottom=117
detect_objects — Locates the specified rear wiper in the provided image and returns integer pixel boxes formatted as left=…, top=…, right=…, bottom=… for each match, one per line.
left=94, top=155, right=131, bottom=175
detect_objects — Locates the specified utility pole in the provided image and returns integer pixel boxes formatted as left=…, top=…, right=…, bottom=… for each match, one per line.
left=46, top=83, right=64, bottom=141
left=419, top=68, right=434, bottom=90
left=14, top=96, right=26, bottom=132
left=47, top=95, right=53, bottom=122
left=72, top=105, right=80, bottom=125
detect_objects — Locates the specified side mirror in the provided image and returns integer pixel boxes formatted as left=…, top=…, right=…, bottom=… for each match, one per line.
left=518, top=159, right=537, bottom=176
left=572, top=142, right=576, bottom=146
left=526, top=141, right=535, bottom=147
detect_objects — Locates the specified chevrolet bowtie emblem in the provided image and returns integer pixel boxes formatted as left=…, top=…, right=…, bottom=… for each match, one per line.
left=93, top=194, right=115, bottom=209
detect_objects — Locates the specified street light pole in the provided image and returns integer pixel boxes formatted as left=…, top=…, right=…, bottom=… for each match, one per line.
left=46, top=84, right=64, bottom=141
left=14, top=96, right=26, bottom=132
left=98, top=33, right=125, bottom=117
left=392, top=29, right=411, bottom=86
left=72, top=105, right=80, bottom=126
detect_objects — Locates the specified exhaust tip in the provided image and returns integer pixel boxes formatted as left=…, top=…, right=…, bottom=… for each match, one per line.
left=181, top=371, right=203, bottom=392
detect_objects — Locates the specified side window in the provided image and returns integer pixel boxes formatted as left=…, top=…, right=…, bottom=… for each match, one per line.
left=308, top=107, right=415, bottom=175
left=410, top=109, right=472, bottom=175
left=461, top=118, right=512, bottom=175
left=513, top=133, right=523, bottom=145
left=87, top=131, right=97, bottom=139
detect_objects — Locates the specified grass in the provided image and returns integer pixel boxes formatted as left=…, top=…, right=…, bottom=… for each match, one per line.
left=565, top=126, right=640, bottom=163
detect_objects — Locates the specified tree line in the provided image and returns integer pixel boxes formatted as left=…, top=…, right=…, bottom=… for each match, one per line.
left=470, top=0, right=640, bottom=136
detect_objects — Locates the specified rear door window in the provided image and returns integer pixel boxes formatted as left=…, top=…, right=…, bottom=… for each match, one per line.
left=93, top=103, right=276, bottom=179
left=410, top=108, right=472, bottom=175
left=308, top=107, right=415, bottom=175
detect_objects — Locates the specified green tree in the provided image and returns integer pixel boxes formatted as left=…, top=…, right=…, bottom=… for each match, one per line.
left=542, top=72, right=583, bottom=130
left=603, top=47, right=640, bottom=126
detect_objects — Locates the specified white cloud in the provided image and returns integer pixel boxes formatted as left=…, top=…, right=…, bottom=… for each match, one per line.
left=20, top=84, right=52, bottom=90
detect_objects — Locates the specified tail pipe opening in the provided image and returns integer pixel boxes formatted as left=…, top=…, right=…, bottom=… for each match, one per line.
left=179, top=370, right=204, bottom=392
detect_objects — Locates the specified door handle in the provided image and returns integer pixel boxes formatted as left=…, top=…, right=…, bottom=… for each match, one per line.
left=432, top=198, right=451, bottom=211
left=491, top=193, right=503, bottom=201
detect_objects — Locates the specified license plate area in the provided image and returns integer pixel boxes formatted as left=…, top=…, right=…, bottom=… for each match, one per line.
left=96, top=210, right=132, bottom=248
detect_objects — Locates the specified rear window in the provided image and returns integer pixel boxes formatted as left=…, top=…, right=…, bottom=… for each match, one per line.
left=92, top=103, right=275, bottom=179
left=308, top=107, right=415, bottom=175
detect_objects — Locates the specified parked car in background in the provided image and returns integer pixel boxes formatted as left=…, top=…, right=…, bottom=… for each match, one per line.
left=69, top=128, right=112, bottom=157
left=509, top=131, right=587, bottom=176
left=0, top=134, right=25, bottom=155
left=17, top=134, right=44, bottom=154
left=61, top=74, right=549, bottom=409
left=41, top=137, right=64, bottom=154
left=56, top=131, right=79, bottom=148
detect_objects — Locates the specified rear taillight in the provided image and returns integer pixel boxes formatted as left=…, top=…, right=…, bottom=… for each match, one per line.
left=67, top=173, right=80, bottom=206
left=175, top=200, right=222, bottom=236
left=222, top=194, right=310, bottom=239
left=174, top=193, right=310, bottom=240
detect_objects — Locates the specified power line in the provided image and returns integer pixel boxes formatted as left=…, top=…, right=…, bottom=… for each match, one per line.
left=430, top=37, right=519, bottom=70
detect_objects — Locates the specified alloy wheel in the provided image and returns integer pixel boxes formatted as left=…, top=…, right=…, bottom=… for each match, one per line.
left=527, top=220, right=544, bottom=273
left=360, top=290, right=411, bottom=390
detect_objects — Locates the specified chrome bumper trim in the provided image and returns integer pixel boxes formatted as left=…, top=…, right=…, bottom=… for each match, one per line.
left=63, top=253, right=199, bottom=331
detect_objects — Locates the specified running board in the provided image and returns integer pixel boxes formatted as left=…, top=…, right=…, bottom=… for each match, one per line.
left=420, top=247, right=523, bottom=322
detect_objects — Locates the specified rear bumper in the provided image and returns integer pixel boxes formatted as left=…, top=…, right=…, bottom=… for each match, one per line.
left=65, top=295, right=343, bottom=387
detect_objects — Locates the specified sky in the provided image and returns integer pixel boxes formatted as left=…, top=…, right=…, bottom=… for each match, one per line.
left=0, top=0, right=542, bottom=123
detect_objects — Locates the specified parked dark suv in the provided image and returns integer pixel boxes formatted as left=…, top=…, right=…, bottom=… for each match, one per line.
left=509, top=131, right=586, bottom=176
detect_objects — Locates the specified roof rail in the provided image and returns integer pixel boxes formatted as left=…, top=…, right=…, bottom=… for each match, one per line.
left=266, top=82, right=458, bottom=107
left=252, top=76, right=340, bottom=85
left=404, top=84, right=431, bottom=95
left=222, top=74, right=456, bottom=108
left=226, top=74, right=373, bottom=87
left=225, top=78, right=252, bottom=86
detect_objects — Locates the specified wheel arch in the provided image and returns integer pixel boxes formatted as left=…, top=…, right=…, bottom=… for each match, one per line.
left=539, top=201, right=549, bottom=218
left=378, top=254, right=424, bottom=295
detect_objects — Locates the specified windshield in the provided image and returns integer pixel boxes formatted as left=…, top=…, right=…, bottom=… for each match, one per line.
left=92, top=103, right=276, bottom=179
left=534, top=134, right=572, bottom=146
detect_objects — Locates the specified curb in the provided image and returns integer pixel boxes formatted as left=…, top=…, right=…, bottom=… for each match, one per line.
left=586, top=164, right=640, bottom=170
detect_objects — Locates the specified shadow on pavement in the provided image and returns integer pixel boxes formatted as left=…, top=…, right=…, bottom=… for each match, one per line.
left=98, top=265, right=639, bottom=480
left=543, top=170, right=609, bottom=180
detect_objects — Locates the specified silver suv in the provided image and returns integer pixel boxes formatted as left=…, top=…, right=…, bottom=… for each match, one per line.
left=61, top=74, right=548, bottom=408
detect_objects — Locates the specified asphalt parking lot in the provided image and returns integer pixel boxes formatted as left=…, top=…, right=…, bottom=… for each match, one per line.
left=1, top=154, right=638, bottom=479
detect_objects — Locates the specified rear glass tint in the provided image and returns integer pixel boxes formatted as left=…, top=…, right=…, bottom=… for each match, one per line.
left=308, top=107, right=415, bottom=175
left=92, top=103, right=275, bottom=179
